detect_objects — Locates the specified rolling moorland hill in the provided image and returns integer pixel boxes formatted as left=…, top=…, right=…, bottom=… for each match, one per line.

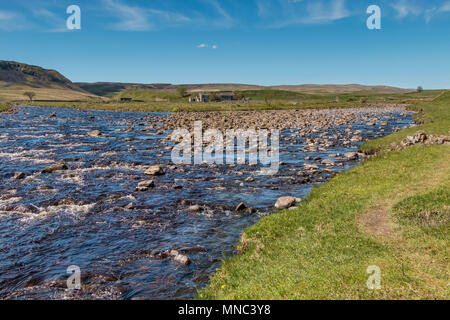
left=0, top=60, right=414, bottom=101
left=77, top=82, right=414, bottom=98
left=0, top=60, right=99, bottom=101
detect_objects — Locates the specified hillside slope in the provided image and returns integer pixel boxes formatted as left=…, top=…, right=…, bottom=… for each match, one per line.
left=78, top=81, right=413, bottom=97
left=0, top=61, right=99, bottom=101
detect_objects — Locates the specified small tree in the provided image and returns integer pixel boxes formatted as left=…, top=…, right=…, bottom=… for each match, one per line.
left=176, top=86, right=188, bottom=97
left=23, top=91, right=36, bottom=102
left=417, top=86, right=423, bottom=93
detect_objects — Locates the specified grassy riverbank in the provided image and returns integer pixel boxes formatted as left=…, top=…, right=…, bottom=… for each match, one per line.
left=199, top=91, right=450, bottom=299
left=0, top=102, right=13, bottom=113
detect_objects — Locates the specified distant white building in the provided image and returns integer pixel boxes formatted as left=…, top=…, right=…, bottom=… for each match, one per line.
left=189, top=93, right=234, bottom=103
left=189, top=93, right=210, bottom=103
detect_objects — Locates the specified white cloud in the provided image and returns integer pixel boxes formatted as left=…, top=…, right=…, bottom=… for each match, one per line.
left=197, top=43, right=208, bottom=48
left=416, top=1, right=450, bottom=22
left=270, top=0, right=351, bottom=28
left=303, top=0, right=350, bottom=24
left=391, top=0, right=422, bottom=19
left=212, top=45, right=218, bottom=50
left=33, top=8, right=68, bottom=32
left=199, top=0, right=235, bottom=28
left=441, top=2, right=450, bottom=12
left=103, top=0, right=191, bottom=31
left=0, top=10, right=30, bottom=31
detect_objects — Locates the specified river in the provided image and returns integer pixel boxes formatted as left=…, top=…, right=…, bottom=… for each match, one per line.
left=0, top=105, right=413, bottom=299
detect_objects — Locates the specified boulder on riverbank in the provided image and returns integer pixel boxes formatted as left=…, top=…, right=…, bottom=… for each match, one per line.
left=344, top=152, right=358, bottom=161
left=274, top=196, right=298, bottom=209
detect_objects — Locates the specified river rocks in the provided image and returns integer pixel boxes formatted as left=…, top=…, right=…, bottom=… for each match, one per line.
left=304, top=163, right=319, bottom=170
left=136, top=180, right=155, bottom=191
left=321, top=159, right=335, bottom=166
left=88, top=130, right=101, bottom=137
left=187, top=205, right=202, bottom=212
left=144, top=165, right=164, bottom=176
left=350, top=135, right=363, bottom=142
left=165, top=250, right=191, bottom=265
left=245, top=176, right=255, bottom=182
left=344, top=152, right=358, bottom=161
left=14, top=172, right=26, bottom=179
left=235, top=202, right=247, bottom=211
left=41, top=162, right=68, bottom=173
left=405, top=131, right=427, bottom=144
left=274, top=196, right=297, bottom=209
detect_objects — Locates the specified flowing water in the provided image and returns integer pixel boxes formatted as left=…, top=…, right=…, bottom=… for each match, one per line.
left=0, top=106, right=413, bottom=299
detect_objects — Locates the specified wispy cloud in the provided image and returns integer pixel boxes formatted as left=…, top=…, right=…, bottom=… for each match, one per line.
left=33, top=8, right=68, bottom=32
left=389, top=0, right=450, bottom=22
left=425, top=1, right=450, bottom=22
left=196, top=43, right=218, bottom=50
left=391, top=0, right=422, bottom=19
left=0, top=10, right=30, bottom=31
left=198, top=0, right=235, bottom=28
left=268, top=0, right=351, bottom=28
left=102, top=0, right=191, bottom=31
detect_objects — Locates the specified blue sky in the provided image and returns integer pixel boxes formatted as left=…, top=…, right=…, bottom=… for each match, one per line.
left=1, top=0, right=449, bottom=88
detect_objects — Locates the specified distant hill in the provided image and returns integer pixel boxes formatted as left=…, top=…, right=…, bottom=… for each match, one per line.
left=0, top=60, right=82, bottom=90
left=0, top=60, right=414, bottom=101
left=75, top=82, right=265, bottom=97
left=272, top=84, right=413, bottom=94
left=0, top=60, right=99, bottom=101
left=77, top=81, right=413, bottom=97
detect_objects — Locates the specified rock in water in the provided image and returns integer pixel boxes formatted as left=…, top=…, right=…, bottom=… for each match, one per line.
left=41, top=162, right=68, bottom=173
left=14, top=172, right=26, bottom=179
left=173, top=254, right=191, bottom=266
left=235, top=202, right=247, bottom=211
left=304, top=163, right=319, bottom=170
left=274, top=196, right=297, bottom=209
left=88, top=130, right=101, bottom=137
left=187, top=205, right=202, bottom=212
left=321, top=159, right=335, bottom=166
left=168, top=250, right=191, bottom=265
left=136, top=180, right=155, bottom=191
left=344, top=152, right=358, bottom=161
left=144, top=165, right=164, bottom=176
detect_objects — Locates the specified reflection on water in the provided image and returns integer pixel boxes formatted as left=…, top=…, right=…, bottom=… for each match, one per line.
left=0, top=106, right=413, bottom=299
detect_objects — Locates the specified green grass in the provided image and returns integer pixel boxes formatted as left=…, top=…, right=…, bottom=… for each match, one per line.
left=13, top=88, right=441, bottom=113
left=22, top=90, right=442, bottom=113
left=0, top=101, right=13, bottom=112
left=361, top=90, right=450, bottom=154
left=112, top=89, right=185, bottom=102
left=237, top=89, right=311, bottom=101
left=198, top=90, right=450, bottom=300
